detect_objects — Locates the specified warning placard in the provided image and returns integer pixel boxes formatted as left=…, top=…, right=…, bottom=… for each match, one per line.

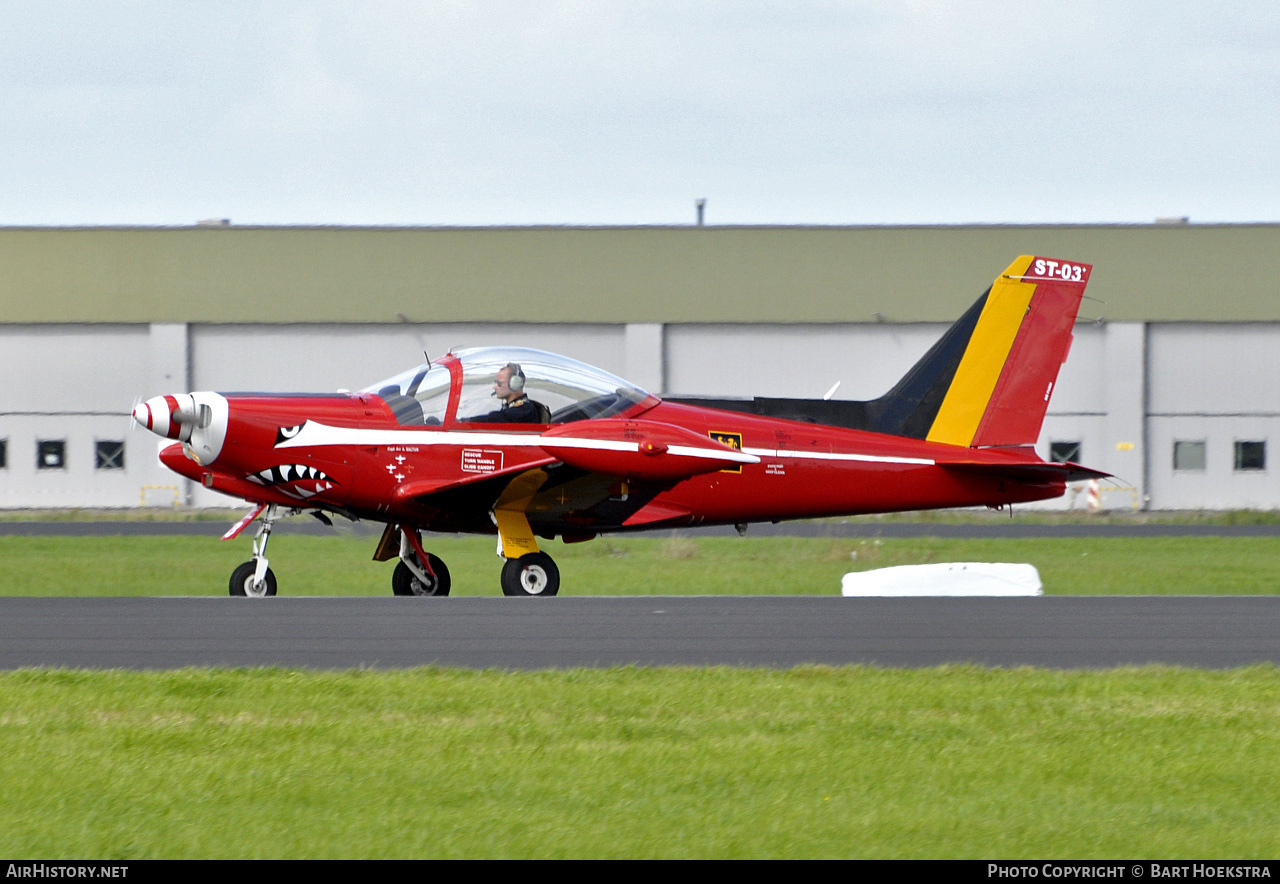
left=461, top=448, right=504, bottom=473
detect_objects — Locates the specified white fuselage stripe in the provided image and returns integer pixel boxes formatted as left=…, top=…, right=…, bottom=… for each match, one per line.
left=276, top=423, right=761, bottom=464
left=274, top=423, right=932, bottom=467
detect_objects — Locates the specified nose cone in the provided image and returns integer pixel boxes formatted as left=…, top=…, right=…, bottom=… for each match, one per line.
left=134, top=391, right=230, bottom=464
left=133, top=395, right=188, bottom=440
left=134, top=396, right=167, bottom=437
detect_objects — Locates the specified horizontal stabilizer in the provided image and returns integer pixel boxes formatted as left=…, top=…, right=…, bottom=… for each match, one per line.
left=941, top=459, right=1111, bottom=485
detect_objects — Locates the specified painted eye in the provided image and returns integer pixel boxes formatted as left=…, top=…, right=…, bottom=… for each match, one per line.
left=275, top=424, right=304, bottom=445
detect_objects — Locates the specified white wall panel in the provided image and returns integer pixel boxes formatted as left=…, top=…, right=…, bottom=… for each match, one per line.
left=0, top=325, right=149, bottom=414
left=665, top=324, right=949, bottom=399
left=1149, top=325, right=1280, bottom=414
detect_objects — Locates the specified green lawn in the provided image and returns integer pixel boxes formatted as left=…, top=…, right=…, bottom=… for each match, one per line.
left=1, top=666, right=1276, bottom=859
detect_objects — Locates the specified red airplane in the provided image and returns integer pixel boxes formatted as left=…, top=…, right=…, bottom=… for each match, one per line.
left=133, top=255, right=1106, bottom=598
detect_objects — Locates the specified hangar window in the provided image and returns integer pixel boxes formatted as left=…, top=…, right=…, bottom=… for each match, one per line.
left=95, top=440, right=125, bottom=470
left=1049, top=441, right=1081, bottom=464
left=37, top=440, right=66, bottom=470
left=1173, top=440, right=1206, bottom=471
left=0, top=439, right=7, bottom=469
left=1234, top=441, right=1266, bottom=472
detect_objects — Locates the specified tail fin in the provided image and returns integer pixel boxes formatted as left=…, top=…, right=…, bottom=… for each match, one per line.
left=870, top=255, right=1091, bottom=448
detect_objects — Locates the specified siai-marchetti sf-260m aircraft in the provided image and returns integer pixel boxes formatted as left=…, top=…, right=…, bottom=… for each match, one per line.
left=133, top=255, right=1108, bottom=598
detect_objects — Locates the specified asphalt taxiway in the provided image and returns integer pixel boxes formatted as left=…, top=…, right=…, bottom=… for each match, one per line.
left=2, top=596, right=1276, bottom=670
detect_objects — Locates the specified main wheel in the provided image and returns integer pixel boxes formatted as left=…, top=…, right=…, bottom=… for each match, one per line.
left=392, top=554, right=451, bottom=596
left=230, top=560, right=277, bottom=597
left=500, top=552, right=560, bottom=597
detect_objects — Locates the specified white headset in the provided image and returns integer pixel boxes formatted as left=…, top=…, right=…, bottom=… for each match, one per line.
left=505, top=363, right=525, bottom=392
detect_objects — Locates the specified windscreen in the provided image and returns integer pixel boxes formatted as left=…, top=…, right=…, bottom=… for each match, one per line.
left=362, top=362, right=452, bottom=425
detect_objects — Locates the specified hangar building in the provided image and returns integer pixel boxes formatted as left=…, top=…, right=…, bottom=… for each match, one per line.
left=1, top=223, right=1277, bottom=511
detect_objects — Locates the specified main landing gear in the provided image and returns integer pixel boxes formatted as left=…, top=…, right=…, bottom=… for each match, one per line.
left=375, top=525, right=561, bottom=598
left=500, top=552, right=560, bottom=597
left=390, top=526, right=452, bottom=597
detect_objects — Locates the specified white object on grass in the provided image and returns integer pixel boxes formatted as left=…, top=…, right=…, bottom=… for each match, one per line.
left=841, top=562, right=1042, bottom=597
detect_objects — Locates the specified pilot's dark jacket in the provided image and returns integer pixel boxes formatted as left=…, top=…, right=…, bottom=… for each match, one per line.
left=474, top=395, right=543, bottom=424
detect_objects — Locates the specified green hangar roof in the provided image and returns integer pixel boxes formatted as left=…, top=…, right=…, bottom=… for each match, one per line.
left=1, top=223, right=1277, bottom=324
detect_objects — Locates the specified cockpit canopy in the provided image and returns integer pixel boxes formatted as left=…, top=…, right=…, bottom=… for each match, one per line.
left=362, top=347, right=653, bottom=427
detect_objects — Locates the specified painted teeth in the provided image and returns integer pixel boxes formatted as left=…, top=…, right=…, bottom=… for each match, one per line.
left=280, top=481, right=334, bottom=501
left=250, top=465, right=333, bottom=486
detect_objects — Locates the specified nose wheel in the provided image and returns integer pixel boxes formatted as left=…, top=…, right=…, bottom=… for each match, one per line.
left=230, top=560, right=277, bottom=597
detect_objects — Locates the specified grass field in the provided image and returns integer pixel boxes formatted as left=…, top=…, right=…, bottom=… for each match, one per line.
left=1, top=533, right=1278, bottom=596
left=1, top=666, right=1277, bottom=859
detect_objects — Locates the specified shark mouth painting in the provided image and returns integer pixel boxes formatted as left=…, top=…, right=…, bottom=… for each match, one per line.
left=245, top=464, right=337, bottom=500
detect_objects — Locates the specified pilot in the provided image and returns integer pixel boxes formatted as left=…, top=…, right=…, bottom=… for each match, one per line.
left=474, top=363, right=545, bottom=423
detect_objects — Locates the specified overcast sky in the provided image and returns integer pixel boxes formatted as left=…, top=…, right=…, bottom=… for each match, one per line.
left=2, top=1, right=1277, bottom=227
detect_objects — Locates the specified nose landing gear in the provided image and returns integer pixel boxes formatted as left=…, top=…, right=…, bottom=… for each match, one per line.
left=229, top=504, right=283, bottom=597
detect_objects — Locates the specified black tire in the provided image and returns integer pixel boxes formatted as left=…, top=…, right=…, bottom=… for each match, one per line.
left=229, top=560, right=277, bottom=597
left=500, top=552, right=560, bottom=597
left=392, top=554, right=451, bottom=597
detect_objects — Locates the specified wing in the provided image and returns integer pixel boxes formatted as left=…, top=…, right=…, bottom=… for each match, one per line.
left=392, top=418, right=760, bottom=535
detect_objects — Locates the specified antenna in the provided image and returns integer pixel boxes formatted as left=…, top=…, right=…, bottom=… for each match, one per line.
left=823, top=381, right=841, bottom=401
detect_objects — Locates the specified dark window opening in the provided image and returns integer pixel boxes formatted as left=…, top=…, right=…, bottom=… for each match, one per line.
left=1234, top=441, right=1266, bottom=471
left=0, top=439, right=7, bottom=469
left=1049, top=441, right=1081, bottom=464
left=95, top=440, right=125, bottom=470
left=37, top=440, right=66, bottom=470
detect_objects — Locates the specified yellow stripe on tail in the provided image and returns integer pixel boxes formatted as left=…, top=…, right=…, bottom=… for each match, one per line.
left=925, top=256, right=1037, bottom=447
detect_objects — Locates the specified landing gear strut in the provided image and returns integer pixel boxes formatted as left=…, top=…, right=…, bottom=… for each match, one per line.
left=490, top=471, right=560, bottom=597
left=229, top=504, right=282, bottom=597
left=392, top=527, right=451, bottom=597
